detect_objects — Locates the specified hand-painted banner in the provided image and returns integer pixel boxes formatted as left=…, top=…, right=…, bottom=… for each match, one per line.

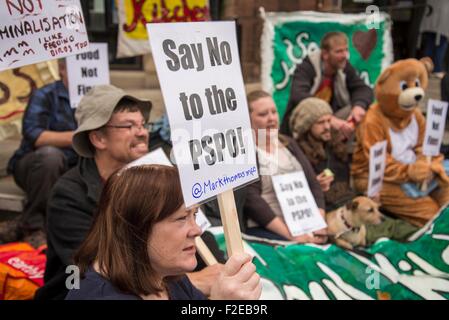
left=260, top=11, right=393, bottom=119
left=0, top=0, right=88, bottom=72
left=0, top=61, right=58, bottom=140
left=211, top=205, right=449, bottom=300
left=116, top=0, right=210, bottom=58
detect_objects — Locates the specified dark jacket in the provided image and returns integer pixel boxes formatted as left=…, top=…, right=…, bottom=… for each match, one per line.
left=243, top=135, right=325, bottom=227
left=65, top=270, right=206, bottom=300
left=281, top=54, right=374, bottom=135
left=35, top=157, right=102, bottom=300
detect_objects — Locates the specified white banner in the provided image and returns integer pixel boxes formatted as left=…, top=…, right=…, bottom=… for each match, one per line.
left=423, top=99, right=448, bottom=156
left=367, top=140, right=387, bottom=198
left=272, top=171, right=326, bottom=236
left=0, top=0, right=89, bottom=72
left=147, top=21, right=258, bottom=207
left=66, top=43, right=110, bottom=108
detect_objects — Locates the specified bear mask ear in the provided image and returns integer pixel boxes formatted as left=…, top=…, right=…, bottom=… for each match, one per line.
left=420, top=57, right=434, bottom=74
left=377, top=68, right=392, bottom=85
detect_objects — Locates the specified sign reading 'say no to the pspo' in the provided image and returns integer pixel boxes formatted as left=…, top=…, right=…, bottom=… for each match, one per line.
left=147, top=21, right=258, bottom=207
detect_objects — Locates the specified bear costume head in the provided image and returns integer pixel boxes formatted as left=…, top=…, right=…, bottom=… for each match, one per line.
left=375, top=57, right=433, bottom=130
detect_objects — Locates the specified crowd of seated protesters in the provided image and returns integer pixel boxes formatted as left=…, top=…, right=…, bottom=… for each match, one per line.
left=2, top=30, right=449, bottom=301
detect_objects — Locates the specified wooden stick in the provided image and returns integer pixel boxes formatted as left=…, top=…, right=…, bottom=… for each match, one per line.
left=195, top=237, right=218, bottom=266
left=217, top=188, right=244, bottom=256
left=421, top=156, right=432, bottom=191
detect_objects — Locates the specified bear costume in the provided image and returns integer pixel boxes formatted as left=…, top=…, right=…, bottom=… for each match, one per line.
left=351, top=58, right=449, bottom=227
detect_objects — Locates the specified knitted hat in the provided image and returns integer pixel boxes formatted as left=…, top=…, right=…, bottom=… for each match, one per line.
left=289, top=97, right=333, bottom=139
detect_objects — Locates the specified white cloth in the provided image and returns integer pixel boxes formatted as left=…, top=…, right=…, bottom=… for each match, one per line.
left=389, top=115, right=419, bottom=164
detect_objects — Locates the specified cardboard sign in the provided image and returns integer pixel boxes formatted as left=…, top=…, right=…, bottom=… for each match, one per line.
left=126, top=148, right=211, bottom=233
left=272, top=171, right=327, bottom=237
left=147, top=21, right=258, bottom=207
left=66, top=43, right=110, bottom=108
left=0, top=0, right=89, bottom=72
left=423, top=99, right=448, bottom=156
left=367, top=140, right=387, bottom=198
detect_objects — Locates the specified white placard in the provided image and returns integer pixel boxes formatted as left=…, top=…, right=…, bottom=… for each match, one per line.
left=147, top=21, right=258, bottom=207
left=126, top=148, right=172, bottom=168
left=66, top=43, right=110, bottom=108
left=126, top=148, right=211, bottom=233
left=423, top=99, right=448, bottom=156
left=367, top=140, right=387, bottom=198
left=0, top=0, right=89, bottom=72
left=272, top=171, right=327, bottom=237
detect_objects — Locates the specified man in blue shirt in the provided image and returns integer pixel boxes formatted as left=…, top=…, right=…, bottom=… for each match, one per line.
left=0, top=60, right=77, bottom=246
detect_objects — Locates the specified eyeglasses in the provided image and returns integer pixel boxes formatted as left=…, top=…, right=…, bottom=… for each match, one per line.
left=105, top=122, right=154, bottom=132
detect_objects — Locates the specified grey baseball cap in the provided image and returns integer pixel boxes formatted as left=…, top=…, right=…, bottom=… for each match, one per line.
left=72, top=84, right=152, bottom=158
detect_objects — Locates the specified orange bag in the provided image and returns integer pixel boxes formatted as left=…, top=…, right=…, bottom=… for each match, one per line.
left=0, top=242, right=46, bottom=300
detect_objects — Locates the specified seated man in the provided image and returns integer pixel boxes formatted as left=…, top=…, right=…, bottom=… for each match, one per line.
left=281, top=32, right=373, bottom=139
left=0, top=59, right=77, bottom=247
left=36, top=85, right=224, bottom=300
left=243, top=90, right=327, bottom=243
left=290, top=97, right=354, bottom=211
left=291, top=97, right=418, bottom=245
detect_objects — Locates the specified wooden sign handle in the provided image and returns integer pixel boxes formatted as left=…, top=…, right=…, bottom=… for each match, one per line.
left=421, top=156, right=432, bottom=191
left=217, top=188, right=244, bottom=256
left=195, top=237, right=218, bottom=266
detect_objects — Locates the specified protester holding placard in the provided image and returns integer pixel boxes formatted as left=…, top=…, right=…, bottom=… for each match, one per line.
left=0, top=59, right=77, bottom=247
left=352, top=58, right=449, bottom=227
left=292, top=98, right=418, bottom=245
left=281, top=32, right=374, bottom=138
left=66, top=165, right=261, bottom=300
left=36, top=85, right=224, bottom=300
left=243, top=91, right=327, bottom=243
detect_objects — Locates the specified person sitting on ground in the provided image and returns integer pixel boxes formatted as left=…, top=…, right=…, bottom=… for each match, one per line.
left=66, top=165, right=261, bottom=300
left=291, top=97, right=419, bottom=245
left=36, top=85, right=224, bottom=300
left=290, top=97, right=355, bottom=211
left=0, top=59, right=77, bottom=247
left=281, top=32, right=373, bottom=140
left=243, top=90, right=327, bottom=243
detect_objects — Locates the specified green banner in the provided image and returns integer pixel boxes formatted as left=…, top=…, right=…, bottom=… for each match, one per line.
left=211, top=205, right=449, bottom=300
left=260, top=11, right=393, bottom=119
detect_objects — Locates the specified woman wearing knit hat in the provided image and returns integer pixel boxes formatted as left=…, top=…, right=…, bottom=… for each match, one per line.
left=243, top=91, right=328, bottom=244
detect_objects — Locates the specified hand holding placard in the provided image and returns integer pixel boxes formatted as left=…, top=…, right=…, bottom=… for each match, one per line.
left=147, top=22, right=259, bottom=256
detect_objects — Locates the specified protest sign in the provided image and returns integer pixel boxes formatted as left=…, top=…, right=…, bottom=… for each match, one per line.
left=147, top=21, right=258, bottom=255
left=367, top=140, right=387, bottom=198
left=66, top=43, right=110, bottom=108
left=272, top=171, right=327, bottom=236
left=0, top=0, right=88, bottom=72
left=116, top=0, right=210, bottom=58
left=423, top=99, right=448, bottom=157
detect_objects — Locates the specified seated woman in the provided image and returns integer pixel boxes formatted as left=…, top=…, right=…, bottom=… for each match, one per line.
left=66, top=165, right=261, bottom=300
left=244, top=90, right=327, bottom=244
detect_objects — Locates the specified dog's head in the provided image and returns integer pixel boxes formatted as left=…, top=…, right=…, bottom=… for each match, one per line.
left=346, top=196, right=383, bottom=226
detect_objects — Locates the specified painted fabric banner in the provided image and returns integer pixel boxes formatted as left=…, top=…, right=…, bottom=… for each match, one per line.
left=261, top=11, right=393, bottom=119
left=116, top=0, right=210, bottom=58
left=212, top=205, right=449, bottom=300
left=0, top=61, right=58, bottom=140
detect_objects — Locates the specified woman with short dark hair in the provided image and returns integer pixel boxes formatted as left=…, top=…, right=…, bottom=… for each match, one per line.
left=66, top=165, right=261, bottom=300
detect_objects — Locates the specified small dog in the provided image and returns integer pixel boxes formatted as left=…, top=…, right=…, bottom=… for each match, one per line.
left=326, top=196, right=383, bottom=250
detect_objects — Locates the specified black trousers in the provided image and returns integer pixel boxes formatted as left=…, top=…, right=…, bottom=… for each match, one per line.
left=13, top=146, right=70, bottom=233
